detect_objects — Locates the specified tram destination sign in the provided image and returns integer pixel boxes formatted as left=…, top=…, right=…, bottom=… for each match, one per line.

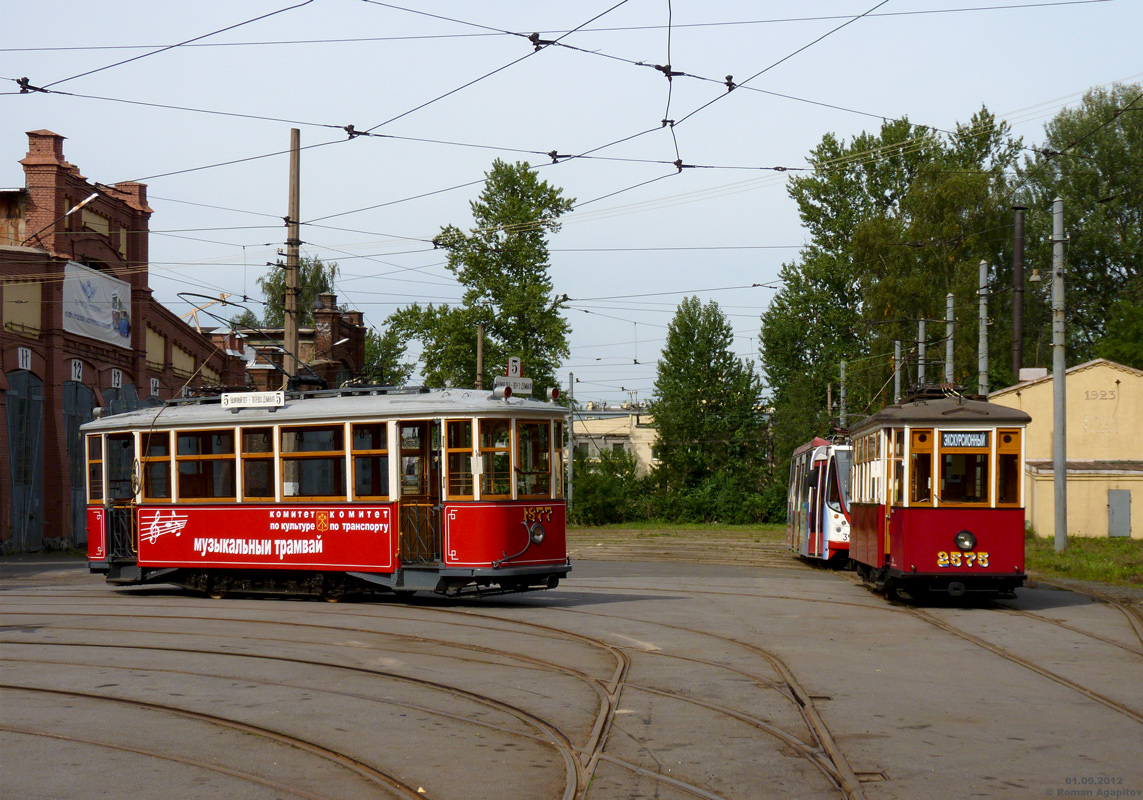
left=941, top=431, right=989, bottom=449
left=221, top=391, right=285, bottom=409
left=493, top=375, right=533, bottom=394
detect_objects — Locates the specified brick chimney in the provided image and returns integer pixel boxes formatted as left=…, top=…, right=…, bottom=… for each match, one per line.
left=312, top=292, right=338, bottom=363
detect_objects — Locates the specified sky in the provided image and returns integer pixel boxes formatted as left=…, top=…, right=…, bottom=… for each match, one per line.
left=4, top=0, right=1140, bottom=406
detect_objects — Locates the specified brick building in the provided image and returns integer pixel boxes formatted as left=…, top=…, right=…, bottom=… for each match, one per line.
left=1, top=130, right=247, bottom=552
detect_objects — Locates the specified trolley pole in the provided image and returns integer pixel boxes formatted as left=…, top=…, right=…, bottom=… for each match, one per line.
left=567, top=372, right=574, bottom=510
left=1012, top=205, right=1027, bottom=377
left=283, top=128, right=301, bottom=388
left=1052, top=197, right=1068, bottom=553
left=839, top=361, right=847, bottom=428
left=917, top=319, right=926, bottom=386
left=894, top=340, right=902, bottom=403
left=475, top=323, right=484, bottom=390
left=978, top=259, right=989, bottom=397
left=945, top=293, right=955, bottom=384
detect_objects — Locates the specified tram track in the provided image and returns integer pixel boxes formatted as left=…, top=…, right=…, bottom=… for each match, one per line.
left=1, top=684, right=425, bottom=799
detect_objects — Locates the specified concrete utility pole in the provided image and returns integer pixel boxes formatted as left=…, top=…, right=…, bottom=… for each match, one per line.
left=894, top=340, right=902, bottom=403
left=567, top=372, right=575, bottom=510
left=917, top=319, right=926, bottom=386
left=978, top=259, right=989, bottom=397
left=283, top=128, right=301, bottom=388
left=945, top=293, right=955, bottom=384
left=475, top=323, right=484, bottom=390
left=1012, top=205, right=1027, bottom=377
left=839, top=361, right=847, bottom=428
left=1052, top=197, right=1068, bottom=553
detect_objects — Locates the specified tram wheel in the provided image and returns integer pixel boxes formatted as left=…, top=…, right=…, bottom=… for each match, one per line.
left=207, top=584, right=228, bottom=600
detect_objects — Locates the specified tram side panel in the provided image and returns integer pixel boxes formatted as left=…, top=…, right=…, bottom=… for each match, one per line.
left=888, top=507, right=1025, bottom=577
left=443, top=501, right=567, bottom=567
left=134, top=504, right=397, bottom=572
left=849, top=502, right=885, bottom=569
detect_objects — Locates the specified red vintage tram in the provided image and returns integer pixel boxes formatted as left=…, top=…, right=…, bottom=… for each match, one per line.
left=84, top=386, right=570, bottom=599
left=847, top=390, right=1031, bottom=599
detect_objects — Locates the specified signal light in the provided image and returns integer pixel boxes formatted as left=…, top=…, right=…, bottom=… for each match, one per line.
left=493, top=385, right=512, bottom=400
left=546, top=387, right=559, bottom=401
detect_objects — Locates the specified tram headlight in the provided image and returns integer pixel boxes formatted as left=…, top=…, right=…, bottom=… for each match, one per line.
left=529, top=522, right=546, bottom=545
left=954, top=530, right=976, bottom=552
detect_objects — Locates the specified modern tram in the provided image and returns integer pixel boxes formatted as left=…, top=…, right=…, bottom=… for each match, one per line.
left=787, top=437, right=853, bottom=564
left=84, top=386, right=570, bottom=599
left=846, top=389, right=1031, bottom=599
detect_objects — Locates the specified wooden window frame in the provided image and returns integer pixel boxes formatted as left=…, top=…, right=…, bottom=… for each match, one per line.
left=445, top=419, right=475, bottom=501
left=935, top=429, right=992, bottom=508
left=241, top=426, right=276, bottom=502
left=175, top=428, right=237, bottom=503
left=995, top=428, right=1022, bottom=507
left=141, top=430, right=173, bottom=502
left=351, top=421, right=390, bottom=502
left=87, top=433, right=104, bottom=503
left=515, top=419, right=552, bottom=500
left=479, top=418, right=513, bottom=499
left=280, top=424, right=348, bottom=503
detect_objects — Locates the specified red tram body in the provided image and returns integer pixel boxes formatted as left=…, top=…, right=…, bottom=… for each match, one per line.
left=83, top=387, right=570, bottom=599
left=847, top=392, right=1031, bottom=599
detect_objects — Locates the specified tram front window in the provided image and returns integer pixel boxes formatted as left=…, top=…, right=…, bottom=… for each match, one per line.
left=940, top=453, right=989, bottom=504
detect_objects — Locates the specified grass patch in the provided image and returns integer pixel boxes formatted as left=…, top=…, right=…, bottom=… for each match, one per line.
left=568, top=521, right=784, bottom=535
left=1025, top=532, right=1143, bottom=587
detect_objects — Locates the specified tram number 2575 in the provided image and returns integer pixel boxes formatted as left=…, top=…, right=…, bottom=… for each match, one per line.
left=523, top=506, right=553, bottom=523
left=937, top=551, right=990, bottom=568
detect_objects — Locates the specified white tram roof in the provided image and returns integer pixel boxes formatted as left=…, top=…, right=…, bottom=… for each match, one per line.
left=81, top=388, right=567, bottom=434
left=850, top=394, right=1031, bottom=436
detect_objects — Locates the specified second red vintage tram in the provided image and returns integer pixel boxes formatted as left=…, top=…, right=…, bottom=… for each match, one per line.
left=84, top=386, right=570, bottom=599
left=847, top=390, right=1031, bottom=599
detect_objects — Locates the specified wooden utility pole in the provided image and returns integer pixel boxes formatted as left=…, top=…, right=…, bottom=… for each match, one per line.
left=283, top=128, right=301, bottom=388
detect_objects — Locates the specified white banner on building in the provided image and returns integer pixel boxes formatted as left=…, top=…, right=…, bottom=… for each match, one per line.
left=62, top=261, right=132, bottom=349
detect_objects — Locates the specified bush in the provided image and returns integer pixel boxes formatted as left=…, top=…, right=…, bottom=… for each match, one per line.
left=568, top=450, right=647, bottom=526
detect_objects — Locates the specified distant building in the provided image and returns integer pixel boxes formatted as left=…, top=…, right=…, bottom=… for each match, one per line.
left=989, top=359, right=1142, bottom=539
left=572, top=405, right=657, bottom=476
left=1, top=130, right=246, bottom=552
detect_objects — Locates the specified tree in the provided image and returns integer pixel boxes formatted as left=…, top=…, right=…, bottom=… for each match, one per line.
left=232, top=255, right=340, bottom=328
left=388, top=160, right=574, bottom=393
left=362, top=327, right=414, bottom=386
left=1015, top=82, right=1143, bottom=362
left=649, top=297, right=765, bottom=521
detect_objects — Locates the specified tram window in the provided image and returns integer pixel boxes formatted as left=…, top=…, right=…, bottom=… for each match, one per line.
left=940, top=453, right=989, bottom=504
left=445, top=420, right=474, bottom=499
left=141, top=432, right=172, bottom=500
left=480, top=419, right=512, bottom=498
left=997, top=429, right=1021, bottom=506
left=553, top=421, right=564, bottom=499
left=242, top=427, right=275, bottom=500
left=352, top=423, right=389, bottom=501
left=281, top=425, right=346, bottom=500
left=399, top=423, right=427, bottom=496
left=176, top=429, right=236, bottom=500
left=911, top=453, right=933, bottom=504
left=517, top=421, right=551, bottom=498
left=87, top=434, right=103, bottom=502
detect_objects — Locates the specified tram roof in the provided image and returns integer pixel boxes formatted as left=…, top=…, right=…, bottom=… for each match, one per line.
left=849, top=394, right=1031, bottom=434
left=81, top=388, right=567, bottom=433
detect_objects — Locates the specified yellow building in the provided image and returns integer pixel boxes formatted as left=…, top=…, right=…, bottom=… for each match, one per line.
left=572, top=408, right=658, bottom=476
left=989, top=359, right=1142, bottom=539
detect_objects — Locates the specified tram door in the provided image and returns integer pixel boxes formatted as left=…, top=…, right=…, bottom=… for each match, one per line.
left=105, top=433, right=137, bottom=559
left=398, top=421, right=442, bottom=565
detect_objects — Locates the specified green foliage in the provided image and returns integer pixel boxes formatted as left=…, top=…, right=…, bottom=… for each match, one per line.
left=647, top=297, right=767, bottom=521
left=362, top=327, right=413, bottom=386
left=1094, top=276, right=1143, bottom=369
left=568, top=450, right=646, bottom=526
left=1016, top=83, right=1143, bottom=362
left=234, top=256, right=339, bottom=329
left=1025, top=529, right=1143, bottom=587
left=388, top=160, right=574, bottom=393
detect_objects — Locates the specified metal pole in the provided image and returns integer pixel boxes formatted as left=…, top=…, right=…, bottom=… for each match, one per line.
left=1052, top=197, right=1067, bottom=552
left=826, top=383, right=832, bottom=420
left=978, top=259, right=989, bottom=396
left=1012, top=205, right=1027, bottom=378
left=567, top=372, right=574, bottom=510
left=894, top=340, right=902, bottom=403
left=283, top=128, right=301, bottom=388
left=475, top=323, right=483, bottom=390
left=945, top=293, right=955, bottom=384
left=839, top=361, right=847, bottom=428
left=917, top=319, right=926, bottom=387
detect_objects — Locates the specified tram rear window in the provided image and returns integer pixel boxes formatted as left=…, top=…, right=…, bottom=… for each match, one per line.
left=86, top=435, right=103, bottom=502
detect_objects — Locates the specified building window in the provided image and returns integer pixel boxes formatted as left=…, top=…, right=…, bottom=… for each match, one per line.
left=352, top=422, right=389, bottom=501
left=281, top=425, right=346, bottom=500
left=176, top=429, right=236, bottom=501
